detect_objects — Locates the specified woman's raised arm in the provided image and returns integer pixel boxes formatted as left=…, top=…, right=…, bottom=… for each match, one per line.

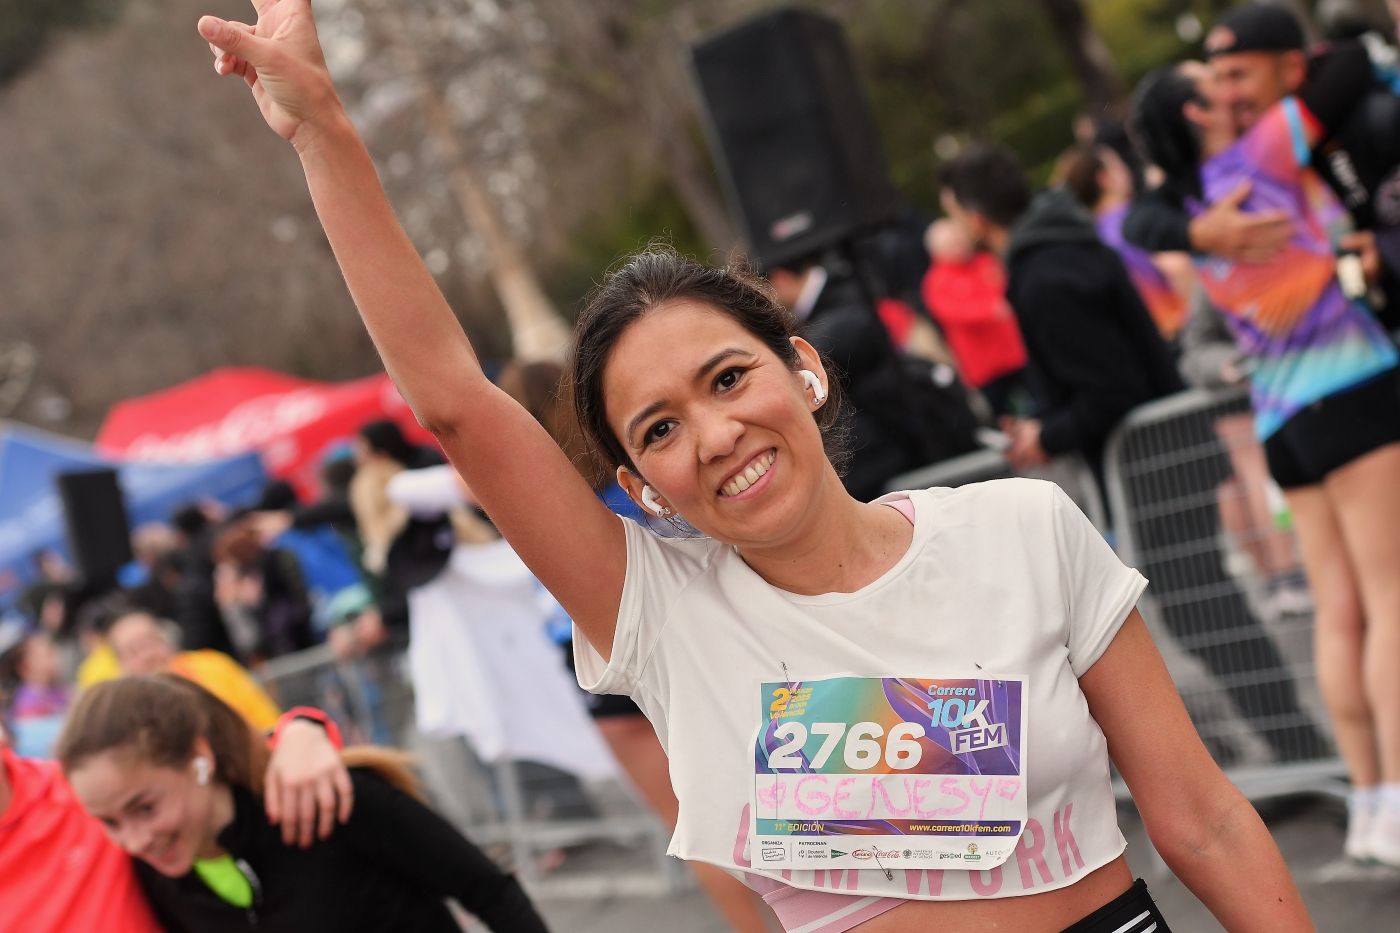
left=197, top=1, right=626, bottom=655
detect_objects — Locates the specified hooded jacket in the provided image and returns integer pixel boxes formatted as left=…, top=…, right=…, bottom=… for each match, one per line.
left=1005, top=189, right=1183, bottom=468
left=0, top=748, right=161, bottom=933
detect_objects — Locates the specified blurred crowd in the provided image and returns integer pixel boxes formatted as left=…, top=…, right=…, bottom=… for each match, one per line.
left=0, top=416, right=465, bottom=755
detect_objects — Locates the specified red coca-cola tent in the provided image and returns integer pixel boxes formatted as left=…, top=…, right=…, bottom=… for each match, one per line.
left=96, top=367, right=436, bottom=497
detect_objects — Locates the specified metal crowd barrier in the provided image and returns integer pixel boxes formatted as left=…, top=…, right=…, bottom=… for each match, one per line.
left=1103, top=388, right=1343, bottom=800
left=256, top=641, right=684, bottom=900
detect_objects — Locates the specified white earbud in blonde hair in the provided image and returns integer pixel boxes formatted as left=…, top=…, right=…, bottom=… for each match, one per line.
left=641, top=485, right=671, bottom=517
left=800, top=369, right=827, bottom=404
left=194, top=756, right=211, bottom=786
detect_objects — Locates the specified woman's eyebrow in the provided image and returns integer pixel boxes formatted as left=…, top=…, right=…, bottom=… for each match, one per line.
left=624, top=348, right=753, bottom=442
left=121, top=791, right=152, bottom=812
left=626, top=400, right=668, bottom=443
left=693, top=347, right=750, bottom=381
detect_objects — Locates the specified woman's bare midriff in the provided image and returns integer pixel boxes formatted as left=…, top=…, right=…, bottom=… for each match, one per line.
left=850, top=857, right=1135, bottom=933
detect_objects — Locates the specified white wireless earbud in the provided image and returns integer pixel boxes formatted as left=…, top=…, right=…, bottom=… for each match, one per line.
left=641, top=485, right=670, bottom=517
left=194, top=756, right=211, bottom=786
left=800, top=369, right=827, bottom=403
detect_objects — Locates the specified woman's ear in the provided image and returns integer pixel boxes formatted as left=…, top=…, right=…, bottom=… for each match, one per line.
left=790, top=336, right=826, bottom=382
left=616, top=466, right=659, bottom=516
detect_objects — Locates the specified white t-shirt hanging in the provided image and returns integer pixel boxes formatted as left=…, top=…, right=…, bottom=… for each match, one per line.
left=574, top=479, right=1147, bottom=902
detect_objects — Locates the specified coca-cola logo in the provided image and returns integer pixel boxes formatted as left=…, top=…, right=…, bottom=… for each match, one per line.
left=123, top=389, right=329, bottom=462
left=851, top=848, right=900, bottom=860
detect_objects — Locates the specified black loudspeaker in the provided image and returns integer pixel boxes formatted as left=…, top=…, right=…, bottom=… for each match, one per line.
left=56, top=468, right=133, bottom=584
left=690, top=7, right=903, bottom=269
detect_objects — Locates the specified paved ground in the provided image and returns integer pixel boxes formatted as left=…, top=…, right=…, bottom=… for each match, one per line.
left=531, top=796, right=1400, bottom=931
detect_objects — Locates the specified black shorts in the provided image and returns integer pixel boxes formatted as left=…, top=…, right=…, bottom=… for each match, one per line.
left=1061, top=879, right=1171, bottom=933
left=1264, top=369, right=1400, bottom=489
left=561, top=642, right=644, bottom=719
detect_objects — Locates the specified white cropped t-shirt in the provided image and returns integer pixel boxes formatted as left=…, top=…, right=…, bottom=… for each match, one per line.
left=574, top=479, right=1147, bottom=918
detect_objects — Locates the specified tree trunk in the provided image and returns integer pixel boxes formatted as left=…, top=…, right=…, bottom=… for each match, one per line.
left=541, top=1, right=738, bottom=253
left=418, top=86, right=572, bottom=363
left=639, top=80, right=740, bottom=253
left=1037, top=0, right=1126, bottom=118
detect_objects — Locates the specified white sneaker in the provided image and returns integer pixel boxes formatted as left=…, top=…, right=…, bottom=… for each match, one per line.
left=1369, top=804, right=1400, bottom=868
left=1345, top=805, right=1374, bottom=862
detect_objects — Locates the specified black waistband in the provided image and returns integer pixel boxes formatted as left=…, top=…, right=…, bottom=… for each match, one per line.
left=1060, top=879, right=1169, bottom=933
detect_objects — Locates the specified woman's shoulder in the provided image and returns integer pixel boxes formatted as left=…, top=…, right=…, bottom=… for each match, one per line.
left=621, top=514, right=727, bottom=572
left=897, top=476, right=1058, bottom=517
left=892, top=479, right=1068, bottom=555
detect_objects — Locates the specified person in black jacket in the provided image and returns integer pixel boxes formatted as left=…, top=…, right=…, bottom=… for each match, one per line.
left=167, top=504, right=241, bottom=659
left=57, top=674, right=548, bottom=933
left=937, top=144, right=1183, bottom=483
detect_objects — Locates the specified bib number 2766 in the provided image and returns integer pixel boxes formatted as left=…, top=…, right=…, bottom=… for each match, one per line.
left=766, top=720, right=927, bottom=770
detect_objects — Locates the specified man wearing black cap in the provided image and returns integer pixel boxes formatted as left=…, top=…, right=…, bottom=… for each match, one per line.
left=1124, top=1, right=1400, bottom=300
left=1205, top=0, right=1311, bottom=130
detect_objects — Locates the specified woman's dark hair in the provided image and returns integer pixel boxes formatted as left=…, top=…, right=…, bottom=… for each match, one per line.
left=1128, top=65, right=1205, bottom=197
left=1056, top=144, right=1108, bottom=211
left=569, top=246, right=849, bottom=478
left=358, top=419, right=416, bottom=466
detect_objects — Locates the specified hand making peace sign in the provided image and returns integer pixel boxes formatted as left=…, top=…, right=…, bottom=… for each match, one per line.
left=197, top=0, right=342, bottom=149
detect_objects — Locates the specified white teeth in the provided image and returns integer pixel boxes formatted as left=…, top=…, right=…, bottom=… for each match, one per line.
left=721, top=450, right=777, bottom=497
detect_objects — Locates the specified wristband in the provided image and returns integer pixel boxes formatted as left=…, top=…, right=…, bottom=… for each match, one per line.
left=269, top=707, right=343, bottom=751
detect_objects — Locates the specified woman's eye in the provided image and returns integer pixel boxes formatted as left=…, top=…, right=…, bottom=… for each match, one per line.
left=715, top=368, right=743, bottom=391
left=644, top=421, right=673, bottom=445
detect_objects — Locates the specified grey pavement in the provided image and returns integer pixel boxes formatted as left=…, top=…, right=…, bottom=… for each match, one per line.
left=530, top=797, right=1400, bottom=932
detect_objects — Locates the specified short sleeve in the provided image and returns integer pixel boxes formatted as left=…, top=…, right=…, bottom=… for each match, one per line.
left=571, top=518, right=711, bottom=697
left=1242, top=101, right=1316, bottom=182
left=1048, top=484, right=1148, bottom=675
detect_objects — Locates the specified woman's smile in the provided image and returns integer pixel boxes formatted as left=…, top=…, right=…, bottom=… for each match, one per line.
left=718, top=448, right=778, bottom=499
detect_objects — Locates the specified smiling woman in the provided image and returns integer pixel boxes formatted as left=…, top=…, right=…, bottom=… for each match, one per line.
left=194, top=2, right=1312, bottom=930
left=55, top=675, right=548, bottom=932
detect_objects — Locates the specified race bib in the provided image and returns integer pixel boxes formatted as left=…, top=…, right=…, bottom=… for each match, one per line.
left=751, top=675, right=1027, bottom=871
